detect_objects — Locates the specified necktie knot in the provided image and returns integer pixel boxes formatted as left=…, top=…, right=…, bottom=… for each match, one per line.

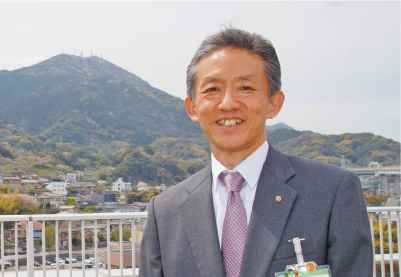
left=219, top=172, right=245, bottom=193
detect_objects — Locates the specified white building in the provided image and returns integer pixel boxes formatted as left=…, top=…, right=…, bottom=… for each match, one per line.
left=112, top=178, right=131, bottom=192
left=67, top=173, right=77, bottom=185
left=45, top=181, right=68, bottom=199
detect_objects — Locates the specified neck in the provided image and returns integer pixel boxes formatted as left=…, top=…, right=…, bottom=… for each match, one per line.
left=211, top=140, right=265, bottom=170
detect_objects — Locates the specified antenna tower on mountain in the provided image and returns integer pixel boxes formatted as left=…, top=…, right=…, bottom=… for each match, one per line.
left=80, top=49, right=83, bottom=57
left=62, top=46, right=64, bottom=54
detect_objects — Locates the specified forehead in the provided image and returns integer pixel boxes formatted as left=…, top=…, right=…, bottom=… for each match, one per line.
left=195, top=47, right=266, bottom=82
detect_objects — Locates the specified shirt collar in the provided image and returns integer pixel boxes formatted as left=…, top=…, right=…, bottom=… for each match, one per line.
left=211, top=141, right=269, bottom=192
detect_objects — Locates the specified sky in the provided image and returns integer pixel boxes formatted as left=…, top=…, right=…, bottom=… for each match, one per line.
left=0, top=1, right=400, bottom=142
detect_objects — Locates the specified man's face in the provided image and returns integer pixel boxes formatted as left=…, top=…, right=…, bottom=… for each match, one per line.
left=185, top=47, right=284, bottom=158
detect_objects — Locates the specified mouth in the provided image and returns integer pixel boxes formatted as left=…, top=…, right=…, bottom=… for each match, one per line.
left=216, top=119, right=244, bottom=127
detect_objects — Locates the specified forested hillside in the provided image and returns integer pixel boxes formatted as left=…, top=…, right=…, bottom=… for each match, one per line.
left=0, top=54, right=398, bottom=186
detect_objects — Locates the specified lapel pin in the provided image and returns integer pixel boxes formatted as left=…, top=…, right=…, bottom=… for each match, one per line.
left=275, top=196, right=282, bottom=203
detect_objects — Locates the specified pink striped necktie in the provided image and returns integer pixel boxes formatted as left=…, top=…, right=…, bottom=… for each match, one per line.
left=219, top=172, right=247, bottom=277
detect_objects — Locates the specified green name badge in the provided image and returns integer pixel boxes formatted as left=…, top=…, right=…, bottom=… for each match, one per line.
left=275, top=265, right=331, bottom=277
left=274, top=238, right=332, bottom=277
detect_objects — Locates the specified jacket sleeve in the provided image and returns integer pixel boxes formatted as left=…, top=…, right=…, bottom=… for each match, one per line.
left=327, top=171, right=373, bottom=276
left=139, top=196, right=164, bottom=277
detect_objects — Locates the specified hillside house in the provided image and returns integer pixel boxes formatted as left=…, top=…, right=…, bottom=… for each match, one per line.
left=9, top=221, right=42, bottom=243
left=135, top=181, right=149, bottom=191
left=45, top=181, right=68, bottom=199
left=1, top=177, right=21, bottom=185
left=36, top=192, right=63, bottom=210
left=112, top=178, right=131, bottom=192
left=66, top=173, right=77, bottom=185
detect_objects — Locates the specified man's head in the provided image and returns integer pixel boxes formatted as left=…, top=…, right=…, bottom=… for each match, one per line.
left=186, top=27, right=281, bottom=103
left=185, top=27, right=284, bottom=168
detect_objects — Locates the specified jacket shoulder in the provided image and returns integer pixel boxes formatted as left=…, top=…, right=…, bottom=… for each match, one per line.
left=151, top=164, right=212, bottom=207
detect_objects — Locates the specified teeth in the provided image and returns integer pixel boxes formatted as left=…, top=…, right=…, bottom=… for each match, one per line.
left=217, top=119, right=243, bottom=127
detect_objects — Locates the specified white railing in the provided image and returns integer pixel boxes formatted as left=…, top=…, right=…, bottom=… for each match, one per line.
left=0, top=207, right=398, bottom=277
left=368, top=207, right=401, bottom=277
left=0, top=212, right=147, bottom=277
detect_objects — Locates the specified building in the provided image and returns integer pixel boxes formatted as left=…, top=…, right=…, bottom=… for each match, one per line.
left=45, top=181, right=68, bottom=199
left=112, top=178, right=131, bottom=192
left=66, top=173, right=77, bottom=185
left=135, top=181, right=148, bottom=191
left=91, top=193, right=117, bottom=205
left=36, top=192, right=63, bottom=210
left=9, top=221, right=42, bottom=243
left=104, top=241, right=142, bottom=269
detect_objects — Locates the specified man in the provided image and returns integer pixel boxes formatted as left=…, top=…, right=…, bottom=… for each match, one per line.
left=139, top=28, right=372, bottom=277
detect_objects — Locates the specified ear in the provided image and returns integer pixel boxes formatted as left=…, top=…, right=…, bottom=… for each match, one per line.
left=266, top=91, right=285, bottom=119
left=185, top=97, right=199, bottom=122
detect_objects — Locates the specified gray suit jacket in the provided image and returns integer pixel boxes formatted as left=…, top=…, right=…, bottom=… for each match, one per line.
left=139, top=145, right=373, bottom=277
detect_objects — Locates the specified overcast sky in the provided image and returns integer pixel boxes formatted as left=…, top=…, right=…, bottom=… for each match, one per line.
left=0, top=1, right=399, bottom=142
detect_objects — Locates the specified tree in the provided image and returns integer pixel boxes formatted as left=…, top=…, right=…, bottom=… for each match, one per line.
left=83, top=205, right=98, bottom=213
left=142, top=188, right=160, bottom=203
left=72, top=237, right=79, bottom=246
left=27, top=186, right=35, bottom=195
left=65, top=197, right=77, bottom=206
left=41, top=226, right=56, bottom=250
left=97, top=182, right=106, bottom=193
left=364, top=193, right=391, bottom=206
left=127, top=192, right=142, bottom=204
left=110, top=226, right=131, bottom=241
left=98, top=232, right=106, bottom=241
left=0, top=195, right=19, bottom=215
left=0, top=186, right=11, bottom=194
left=143, top=145, right=155, bottom=156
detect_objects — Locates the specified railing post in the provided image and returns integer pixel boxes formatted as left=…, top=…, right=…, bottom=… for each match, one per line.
left=1, top=221, right=4, bottom=277
left=27, top=216, right=34, bottom=277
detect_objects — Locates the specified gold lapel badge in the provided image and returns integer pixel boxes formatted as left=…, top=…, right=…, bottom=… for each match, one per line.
left=275, top=196, right=282, bottom=203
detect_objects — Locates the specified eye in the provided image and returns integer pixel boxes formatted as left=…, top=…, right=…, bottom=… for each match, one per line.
left=205, top=87, right=218, bottom=92
left=240, top=86, right=253, bottom=90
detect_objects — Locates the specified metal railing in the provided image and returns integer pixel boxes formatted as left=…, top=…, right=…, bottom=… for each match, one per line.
left=368, top=207, right=400, bottom=277
left=0, top=207, right=398, bottom=277
left=0, top=212, right=147, bottom=277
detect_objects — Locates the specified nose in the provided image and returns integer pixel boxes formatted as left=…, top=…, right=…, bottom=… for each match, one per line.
left=218, top=87, right=240, bottom=111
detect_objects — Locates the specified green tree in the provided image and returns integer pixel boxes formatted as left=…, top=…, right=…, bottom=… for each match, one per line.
left=41, top=226, right=56, bottom=250
left=97, top=182, right=106, bottom=193
left=142, top=188, right=160, bottom=202
left=110, top=226, right=131, bottom=241
left=72, top=237, right=79, bottom=246
left=143, top=145, right=155, bottom=156
left=127, top=192, right=142, bottom=204
left=98, top=232, right=106, bottom=241
left=27, top=186, right=35, bottom=195
left=83, top=205, right=98, bottom=213
left=186, top=160, right=204, bottom=175
left=65, top=197, right=77, bottom=206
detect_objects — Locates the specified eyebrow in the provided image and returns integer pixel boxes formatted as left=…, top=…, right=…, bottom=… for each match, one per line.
left=236, top=74, right=258, bottom=81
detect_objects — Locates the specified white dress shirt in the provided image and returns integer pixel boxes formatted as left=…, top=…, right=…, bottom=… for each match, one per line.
left=211, top=141, right=269, bottom=247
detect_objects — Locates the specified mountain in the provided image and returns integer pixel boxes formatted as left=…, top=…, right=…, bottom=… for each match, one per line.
left=266, top=128, right=399, bottom=166
left=265, top=122, right=293, bottom=131
left=0, top=55, right=399, bottom=173
left=0, top=54, right=204, bottom=149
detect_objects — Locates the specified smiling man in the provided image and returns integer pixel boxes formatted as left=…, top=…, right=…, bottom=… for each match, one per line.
left=139, top=28, right=372, bottom=277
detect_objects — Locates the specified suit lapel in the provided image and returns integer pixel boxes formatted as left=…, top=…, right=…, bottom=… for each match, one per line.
left=240, top=145, right=297, bottom=277
left=179, top=165, right=225, bottom=277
